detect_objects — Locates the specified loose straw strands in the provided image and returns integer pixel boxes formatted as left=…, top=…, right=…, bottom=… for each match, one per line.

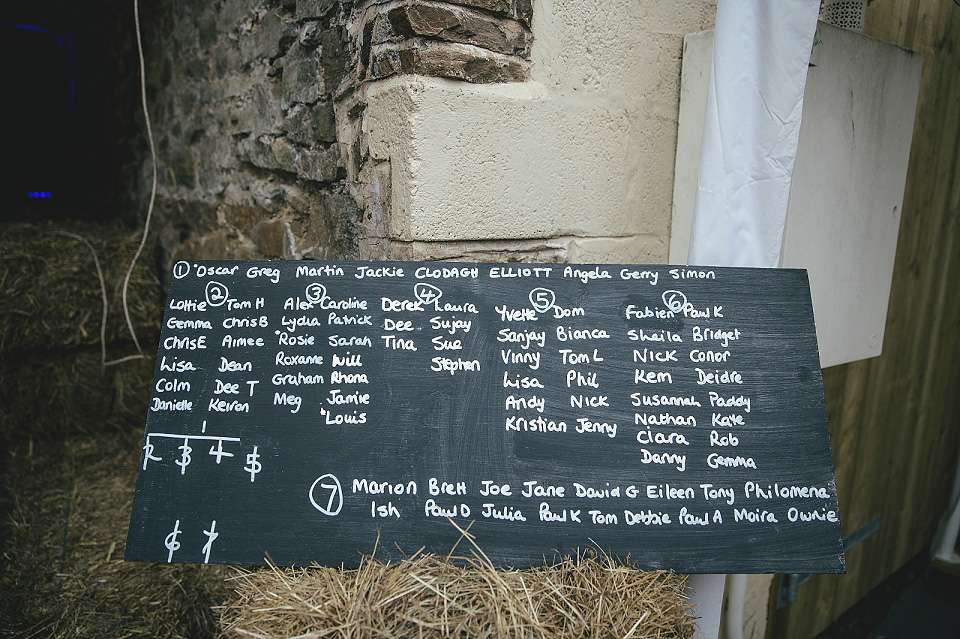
left=0, top=432, right=230, bottom=638
left=220, top=526, right=696, bottom=639
left=0, top=223, right=162, bottom=356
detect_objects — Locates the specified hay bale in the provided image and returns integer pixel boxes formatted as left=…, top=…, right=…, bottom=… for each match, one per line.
left=220, top=550, right=696, bottom=638
left=0, top=222, right=163, bottom=354
left=0, top=347, right=155, bottom=445
left=0, top=431, right=231, bottom=638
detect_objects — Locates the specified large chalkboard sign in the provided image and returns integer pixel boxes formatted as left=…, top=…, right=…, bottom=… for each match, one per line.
left=126, top=261, right=844, bottom=574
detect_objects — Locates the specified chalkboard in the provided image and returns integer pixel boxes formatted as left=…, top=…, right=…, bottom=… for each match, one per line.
left=125, top=260, right=844, bottom=574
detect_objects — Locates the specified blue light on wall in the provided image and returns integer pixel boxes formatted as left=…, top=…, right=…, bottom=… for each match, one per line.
left=5, top=22, right=55, bottom=34
left=28, top=191, right=53, bottom=199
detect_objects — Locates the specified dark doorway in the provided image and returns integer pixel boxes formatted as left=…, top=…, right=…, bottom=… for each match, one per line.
left=0, top=1, right=138, bottom=222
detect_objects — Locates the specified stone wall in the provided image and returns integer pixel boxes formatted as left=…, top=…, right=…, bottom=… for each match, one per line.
left=133, top=0, right=539, bottom=269
left=133, top=0, right=719, bottom=267
left=135, top=0, right=351, bottom=266
left=353, top=0, right=533, bottom=84
left=135, top=0, right=718, bottom=267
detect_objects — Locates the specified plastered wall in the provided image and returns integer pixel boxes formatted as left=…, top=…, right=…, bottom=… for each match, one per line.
left=348, top=0, right=717, bottom=262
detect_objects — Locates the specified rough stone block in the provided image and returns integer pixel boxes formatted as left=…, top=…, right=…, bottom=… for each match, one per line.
left=513, top=0, right=533, bottom=27
left=385, top=45, right=529, bottom=83
left=198, top=11, right=219, bottom=47
left=436, top=0, right=532, bottom=25
left=178, top=88, right=198, bottom=116
left=298, top=21, right=323, bottom=47
left=168, top=148, right=197, bottom=188
left=283, top=101, right=337, bottom=144
left=369, top=48, right=401, bottom=81
left=218, top=0, right=261, bottom=32
left=239, top=12, right=296, bottom=63
left=215, top=45, right=243, bottom=75
left=221, top=203, right=261, bottom=236
left=320, top=28, right=348, bottom=93
left=364, top=11, right=392, bottom=53
left=270, top=138, right=300, bottom=173
left=197, top=135, right=228, bottom=190
left=238, top=133, right=339, bottom=182
left=173, top=229, right=260, bottom=262
left=249, top=180, right=288, bottom=211
left=294, top=190, right=361, bottom=259
left=282, top=41, right=324, bottom=104
left=226, top=85, right=276, bottom=135
left=239, top=136, right=298, bottom=174
left=251, top=218, right=291, bottom=258
left=446, top=0, right=512, bottom=16
left=196, top=231, right=230, bottom=260
left=296, top=0, right=337, bottom=20
left=159, top=57, right=173, bottom=88
left=296, top=145, right=341, bottom=182
left=177, top=55, right=208, bottom=82
left=238, top=136, right=270, bottom=168
left=160, top=198, right=219, bottom=237
left=386, top=4, right=530, bottom=56
left=387, top=5, right=457, bottom=40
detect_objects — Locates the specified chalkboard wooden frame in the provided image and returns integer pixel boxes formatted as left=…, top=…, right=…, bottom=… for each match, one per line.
left=126, top=260, right=844, bottom=574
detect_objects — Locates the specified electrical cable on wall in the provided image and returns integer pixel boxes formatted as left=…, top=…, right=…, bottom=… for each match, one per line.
left=113, top=0, right=157, bottom=363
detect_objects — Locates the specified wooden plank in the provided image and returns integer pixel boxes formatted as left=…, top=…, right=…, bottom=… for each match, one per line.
left=768, top=365, right=855, bottom=639
left=825, top=360, right=871, bottom=625
left=884, top=0, right=960, bottom=568
left=767, top=0, right=960, bottom=636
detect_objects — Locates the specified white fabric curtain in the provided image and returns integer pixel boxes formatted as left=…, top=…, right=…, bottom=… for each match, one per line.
left=686, top=1, right=821, bottom=637
left=688, top=0, right=822, bottom=269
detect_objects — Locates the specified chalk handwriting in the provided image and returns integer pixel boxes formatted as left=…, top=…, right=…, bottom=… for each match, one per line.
left=128, top=260, right=842, bottom=571
left=201, top=520, right=218, bottom=564
left=142, top=433, right=242, bottom=475
left=164, top=519, right=181, bottom=562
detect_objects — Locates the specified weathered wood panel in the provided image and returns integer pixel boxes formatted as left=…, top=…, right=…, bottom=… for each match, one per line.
left=767, top=1, right=960, bottom=637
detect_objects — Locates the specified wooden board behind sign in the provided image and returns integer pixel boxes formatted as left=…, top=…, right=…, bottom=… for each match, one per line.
left=125, top=261, right=844, bottom=573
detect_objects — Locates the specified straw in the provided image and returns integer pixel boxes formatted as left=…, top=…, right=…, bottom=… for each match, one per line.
left=0, top=431, right=230, bottom=638
left=219, top=538, right=696, bottom=638
left=0, top=222, right=162, bottom=355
